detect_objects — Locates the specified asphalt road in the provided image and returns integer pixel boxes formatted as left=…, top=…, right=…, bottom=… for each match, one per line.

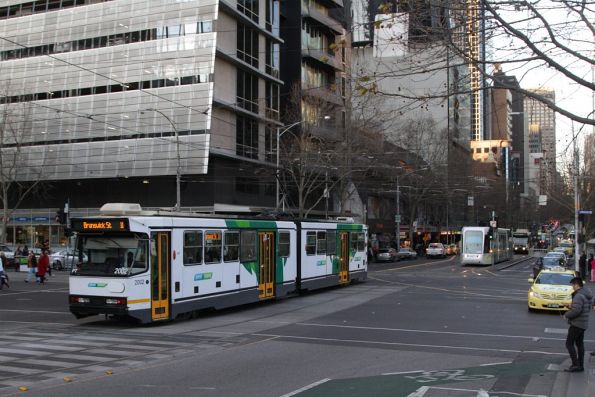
left=0, top=254, right=593, bottom=397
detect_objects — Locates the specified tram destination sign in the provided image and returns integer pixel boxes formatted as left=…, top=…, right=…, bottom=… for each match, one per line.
left=71, top=218, right=130, bottom=232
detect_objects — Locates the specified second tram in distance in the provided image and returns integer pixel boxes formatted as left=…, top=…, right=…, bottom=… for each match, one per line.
left=461, top=226, right=513, bottom=265
left=69, top=203, right=368, bottom=324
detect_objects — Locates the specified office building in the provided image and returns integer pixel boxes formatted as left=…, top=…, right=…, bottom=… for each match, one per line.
left=0, top=0, right=282, bottom=246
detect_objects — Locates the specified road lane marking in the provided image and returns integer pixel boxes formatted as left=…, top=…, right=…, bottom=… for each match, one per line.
left=0, top=288, right=69, bottom=296
left=380, top=256, right=456, bottom=272
left=382, top=370, right=425, bottom=376
left=279, top=378, right=331, bottom=397
left=544, top=328, right=567, bottom=334
left=252, top=333, right=569, bottom=355
left=0, top=309, right=70, bottom=314
left=427, top=386, right=546, bottom=396
left=0, top=365, right=40, bottom=375
left=480, top=361, right=513, bottom=366
left=406, top=386, right=430, bottom=397
left=292, top=322, right=595, bottom=343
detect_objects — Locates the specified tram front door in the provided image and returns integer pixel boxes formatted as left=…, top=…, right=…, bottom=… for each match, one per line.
left=151, top=232, right=170, bottom=321
left=338, top=232, right=349, bottom=284
left=258, top=232, right=275, bottom=299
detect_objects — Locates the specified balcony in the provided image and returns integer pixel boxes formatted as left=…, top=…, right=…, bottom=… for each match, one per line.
left=301, top=48, right=343, bottom=70
left=302, top=6, right=343, bottom=34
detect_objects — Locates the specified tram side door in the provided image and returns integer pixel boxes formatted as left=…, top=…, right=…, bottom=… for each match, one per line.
left=151, top=232, right=170, bottom=321
left=258, top=232, right=275, bottom=299
left=338, top=232, right=349, bottom=284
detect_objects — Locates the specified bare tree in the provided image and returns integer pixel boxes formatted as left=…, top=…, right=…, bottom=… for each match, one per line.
left=0, top=96, right=45, bottom=243
left=351, top=0, right=594, bottom=126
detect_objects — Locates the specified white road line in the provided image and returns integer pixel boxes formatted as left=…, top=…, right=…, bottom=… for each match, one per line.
left=428, top=386, right=547, bottom=397
left=68, top=335, right=133, bottom=343
left=279, top=378, right=331, bottom=397
left=294, top=322, right=595, bottom=343
left=0, top=348, right=50, bottom=357
left=544, top=328, right=567, bottom=334
left=0, top=320, right=74, bottom=325
left=19, top=359, right=77, bottom=368
left=112, top=344, right=162, bottom=351
left=406, top=386, right=430, bottom=397
left=480, top=361, right=513, bottom=366
left=15, top=343, right=82, bottom=352
left=52, top=354, right=116, bottom=362
left=83, top=349, right=134, bottom=357
left=382, top=370, right=425, bottom=376
left=252, top=333, right=568, bottom=355
left=0, top=365, right=40, bottom=375
left=0, top=309, right=70, bottom=314
left=0, top=288, right=68, bottom=296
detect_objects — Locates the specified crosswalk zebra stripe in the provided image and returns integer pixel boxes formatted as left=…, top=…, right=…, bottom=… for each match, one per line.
left=52, top=354, right=117, bottom=362
left=14, top=343, right=82, bottom=352
left=19, top=359, right=78, bottom=368
left=85, top=349, right=141, bottom=357
left=0, top=365, right=40, bottom=375
left=0, top=348, right=49, bottom=357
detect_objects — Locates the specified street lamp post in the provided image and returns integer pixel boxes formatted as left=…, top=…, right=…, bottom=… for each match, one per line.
left=146, top=108, right=181, bottom=212
left=395, top=167, right=429, bottom=248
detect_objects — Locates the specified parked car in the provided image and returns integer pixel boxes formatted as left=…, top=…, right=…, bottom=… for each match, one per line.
left=376, top=248, right=398, bottom=262
left=396, top=247, right=417, bottom=260
left=0, top=244, right=15, bottom=259
left=50, top=250, right=88, bottom=270
left=426, top=243, right=446, bottom=258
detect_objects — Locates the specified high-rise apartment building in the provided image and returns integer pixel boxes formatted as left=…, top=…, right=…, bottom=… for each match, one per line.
left=524, top=88, right=556, bottom=187
left=280, top=0, right=348, bottom=140
left=0, top=0, right=282, bottom=246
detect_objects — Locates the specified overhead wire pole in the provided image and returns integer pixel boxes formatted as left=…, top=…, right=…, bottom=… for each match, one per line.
left=573, top=124, right=580, bottom=272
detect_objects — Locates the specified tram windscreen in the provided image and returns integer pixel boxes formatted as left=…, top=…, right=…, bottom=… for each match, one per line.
left=463, top=230, right=484, bottom=254
left=71, top=234, right=149, bottom=277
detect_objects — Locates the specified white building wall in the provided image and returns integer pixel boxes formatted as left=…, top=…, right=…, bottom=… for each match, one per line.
left=0, top=0, right=218, bottom=181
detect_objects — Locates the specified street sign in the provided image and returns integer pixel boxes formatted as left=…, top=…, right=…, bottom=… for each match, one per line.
left=394, top=215, right=401, bottom=223
left=578, top=210, right=592, bottom=215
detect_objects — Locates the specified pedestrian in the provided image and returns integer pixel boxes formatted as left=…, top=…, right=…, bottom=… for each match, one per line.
left=590, top=254, right=595, bottom=283
left=0, top=252, right=9, bottom=290
left=36, top=250, right=49, bottom=284
left=22, top=245, right=29, bottom=256
left=367, top=242, right=374, bottom=264
left=25, top=251, right=36, bottom=282
left=563, top=277, right=593, bottom=372
left=579, top=253, right=587, bottom=280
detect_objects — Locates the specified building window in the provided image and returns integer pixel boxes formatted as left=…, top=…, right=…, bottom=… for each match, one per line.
left=265, top=124, right=277, bottom=163
left=236, top=177, right=260, bottom=194
left=237, top=70, right=259, bottom=113
left=265, top=38, right=280, bottom=77
left=265, top=81, right=279, bottom=120
left=238, top=0, right=259, bottom=23
left=237, top=23, right=259, bottom=67
left=236, top=116, right=259, bottom=159
left=265, top=0, right=279, bottom=35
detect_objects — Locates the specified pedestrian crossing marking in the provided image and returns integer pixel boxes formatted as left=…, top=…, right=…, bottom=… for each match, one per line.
left=15, top=343, right=82, bottom=352
left=52, top=354, right=116, bottom=362
left=0, top=348, right=50, bottom=357
left=19, top=359, right=77, bottom=368
left=0, top=365, right=40, bottom=375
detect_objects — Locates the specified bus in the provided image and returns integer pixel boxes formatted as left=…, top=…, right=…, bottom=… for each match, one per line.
left=461, top=226, right=513, bottom=266
left=512, top=229, right=531, bottom=254
left=68, top=203, right=367, bottom=323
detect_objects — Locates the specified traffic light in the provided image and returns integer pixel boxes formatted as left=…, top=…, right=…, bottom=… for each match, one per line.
left=55, top=209, right=66, bottom=224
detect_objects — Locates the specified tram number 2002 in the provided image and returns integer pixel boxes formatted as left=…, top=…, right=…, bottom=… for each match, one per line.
left=134, top=279, right=146, bottom=286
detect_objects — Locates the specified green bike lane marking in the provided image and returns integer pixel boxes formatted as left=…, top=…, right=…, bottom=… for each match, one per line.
left=291, top=361, right=549, bottom=397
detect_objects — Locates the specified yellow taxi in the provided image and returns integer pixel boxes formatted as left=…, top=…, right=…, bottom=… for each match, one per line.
left=527, top=267, right=576, bottom=312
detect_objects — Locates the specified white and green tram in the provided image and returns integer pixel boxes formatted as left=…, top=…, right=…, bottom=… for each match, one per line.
left=69, top=204, right=368, bottom=323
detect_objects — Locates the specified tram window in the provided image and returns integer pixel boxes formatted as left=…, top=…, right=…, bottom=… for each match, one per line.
left=357, top=233, right=365, bottom=251
left=224, top=231, right=240, bottom=262
left=278, top=231, right=290, bottom=257
left=205, top=230, right=222, bottom=264
left=326, top=231, right=336, bottom=255
left=240, top=230, right=257, bottom=262
left=350, top=232, right=358, bottom=251
left=183, top=231, right=203, bottom=265
left=317, top=231, right=327, bottom=255
left=305, top=231, right=316, bottom=255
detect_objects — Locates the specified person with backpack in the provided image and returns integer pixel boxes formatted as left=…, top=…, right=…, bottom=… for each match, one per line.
left=36, top=250, right=49, bottom=284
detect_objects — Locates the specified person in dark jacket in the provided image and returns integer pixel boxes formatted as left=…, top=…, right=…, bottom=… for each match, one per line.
left=579, top=253, right=587, bottom=280
left=563, top=277, right=593, bottom=372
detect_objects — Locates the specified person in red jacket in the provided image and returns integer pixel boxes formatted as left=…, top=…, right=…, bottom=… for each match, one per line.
left=36, top=250, right=49, bottom=284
